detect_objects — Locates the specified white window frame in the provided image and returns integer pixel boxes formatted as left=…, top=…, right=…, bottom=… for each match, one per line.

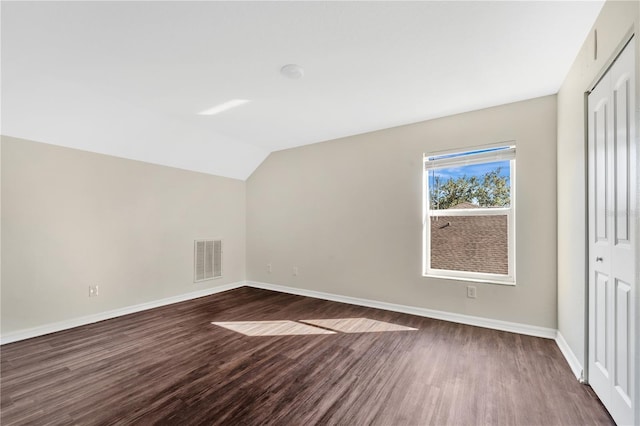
left=422, top=142, right=516, bottom=285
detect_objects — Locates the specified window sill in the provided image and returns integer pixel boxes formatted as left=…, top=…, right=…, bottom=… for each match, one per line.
left=422, top=273, right=515, bottom=286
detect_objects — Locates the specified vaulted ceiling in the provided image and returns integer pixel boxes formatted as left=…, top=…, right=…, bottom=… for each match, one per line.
left=2, top=1, right=604, bottom=180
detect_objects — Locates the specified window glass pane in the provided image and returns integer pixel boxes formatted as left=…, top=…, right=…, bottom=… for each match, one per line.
left=430, top=214, right=508, bottom=275
left=428, top=160, right=510, bottom=210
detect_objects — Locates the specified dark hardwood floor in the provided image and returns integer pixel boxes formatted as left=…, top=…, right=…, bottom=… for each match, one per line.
left=1, top=287, right=613, bottom=425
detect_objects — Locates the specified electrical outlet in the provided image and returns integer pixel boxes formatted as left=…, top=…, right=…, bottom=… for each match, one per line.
left=467, top=285, right=477, bottom=299
left=292, top=266, right=298, bottom=276
left=267, top=263, right=272, bottom=273
left=89, top=285, right=99, bottom=297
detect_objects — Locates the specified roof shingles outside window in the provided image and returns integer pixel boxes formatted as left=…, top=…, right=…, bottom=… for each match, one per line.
left=430, top=209, right=508, bottom=275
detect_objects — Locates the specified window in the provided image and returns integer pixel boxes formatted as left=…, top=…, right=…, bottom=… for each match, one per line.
left=423, top=144, right=515, bottom=284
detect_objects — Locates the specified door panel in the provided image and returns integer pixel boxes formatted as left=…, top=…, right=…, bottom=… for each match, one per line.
left=614, top=279, right=630, bottom=401
left=614, top=78, right=630, bottom=244
left=594, top=272, right=609, bottom=377
left=594, top=99, right=608, bottom=243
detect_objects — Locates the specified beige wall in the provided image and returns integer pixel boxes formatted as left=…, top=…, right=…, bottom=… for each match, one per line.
left=1, top=136, right=246, bottom=335
left=557, top=0, right=639, bottom=369
left=247, top=95, right=557, bottom=329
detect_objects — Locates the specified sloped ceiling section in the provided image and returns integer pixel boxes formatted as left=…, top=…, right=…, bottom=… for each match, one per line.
left=2, top=1, right=603, bottom=180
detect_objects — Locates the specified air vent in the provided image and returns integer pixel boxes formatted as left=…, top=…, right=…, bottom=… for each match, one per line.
left=194, top=239, right=222, bottom=282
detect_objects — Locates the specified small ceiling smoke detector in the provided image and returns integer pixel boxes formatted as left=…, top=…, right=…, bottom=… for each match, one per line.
left=280, top=64, right=304, bottom=80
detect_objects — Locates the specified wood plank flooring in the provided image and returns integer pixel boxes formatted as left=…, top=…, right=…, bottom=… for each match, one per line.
left=1, top=287, right=614, bottom=425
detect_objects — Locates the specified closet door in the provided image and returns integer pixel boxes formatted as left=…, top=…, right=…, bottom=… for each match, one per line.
left=588, top=36, right=636, bottom=426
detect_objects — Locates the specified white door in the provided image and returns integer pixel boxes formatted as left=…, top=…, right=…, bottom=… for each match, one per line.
left=588, top=37, right=636, bottom=426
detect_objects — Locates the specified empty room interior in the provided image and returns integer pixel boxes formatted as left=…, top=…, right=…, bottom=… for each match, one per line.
left=1, top=1, right=639, bottom=425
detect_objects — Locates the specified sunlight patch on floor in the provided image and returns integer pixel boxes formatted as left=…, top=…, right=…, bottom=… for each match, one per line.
left=211, top=320, right=336, bottom=336
left=212, top=318, right=417, bottom=336
left=300, top=318, right=418, bottom=333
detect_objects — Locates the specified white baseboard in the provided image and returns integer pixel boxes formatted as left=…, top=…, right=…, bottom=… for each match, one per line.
left=555, top=331, right=584, bottom=381
left=0, top=281, right=244, bottom=345
left=246, top=281, right=557, bottom=339
left=1, top=280, right=562, bottom=346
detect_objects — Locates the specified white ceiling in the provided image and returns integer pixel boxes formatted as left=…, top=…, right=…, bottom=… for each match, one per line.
left=2, top=1, right=604, bottom=180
